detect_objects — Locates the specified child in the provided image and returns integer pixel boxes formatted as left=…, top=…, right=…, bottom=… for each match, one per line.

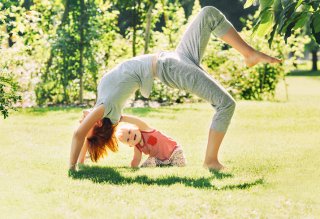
left=116, top=115, right=186, bottom=168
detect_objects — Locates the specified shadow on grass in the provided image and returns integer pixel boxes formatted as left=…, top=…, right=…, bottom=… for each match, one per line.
left=69, top=166, right=264, bottom=190
left=287, top=70, right=320, bottom=77
left=209, top=169, right=233, bottom=179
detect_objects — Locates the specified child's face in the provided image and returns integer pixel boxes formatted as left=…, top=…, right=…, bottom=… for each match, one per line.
left=116, top=124, right=142, bottom=147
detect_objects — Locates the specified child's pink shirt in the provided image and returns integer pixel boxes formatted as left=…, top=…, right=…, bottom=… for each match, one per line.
left=135, top=129, right=178, bottom=161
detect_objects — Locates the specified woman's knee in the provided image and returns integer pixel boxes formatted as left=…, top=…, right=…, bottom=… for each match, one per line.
left=201, top=6, right=221, bottom=17
left=219, top=95, right=236, bottom=115
left=226, top=96, right=236, bottom=113
left=228, top=96, right=236, bottom=109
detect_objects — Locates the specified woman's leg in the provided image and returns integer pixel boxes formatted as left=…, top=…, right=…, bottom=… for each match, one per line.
left=176, top=6, right=281, bottom=67
left=176, top=6, right=233, bottom=65
left=220, top=28, right=281, bottom=67
left=173, top=6, right=279, bottom=170
left=161, top=59, right=235, bottom=170
left=174, top=7, right=235, bottom=170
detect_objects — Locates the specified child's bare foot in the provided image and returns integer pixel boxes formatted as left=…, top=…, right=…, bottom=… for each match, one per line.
left=244, top=50, right=281, bottom=67
left=203, top=160, right=225, bottom=171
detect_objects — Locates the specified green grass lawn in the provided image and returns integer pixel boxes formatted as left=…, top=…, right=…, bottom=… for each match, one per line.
left=1, top=73, right=320, bottom=218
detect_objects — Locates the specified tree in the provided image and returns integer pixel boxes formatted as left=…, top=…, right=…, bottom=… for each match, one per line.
left=244, top=0, right=320, bottom=46
left=36, top=0, right=118, bottom=105
left=245, top=0, right=320, bottom=72
left=160, top=0, right=186, bottom=49
left=115, top=0, right=158, bottom=57
left=144, top=1, right=155, bottom=54
left=200, top=0, right=258, bottom=31
left=0, top=74, right=21, bottom=119
left=0, top=0, right=44, bottom=117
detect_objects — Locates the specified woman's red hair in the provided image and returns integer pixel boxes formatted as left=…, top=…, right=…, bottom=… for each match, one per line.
left=86, top=118, right=118, bottom=162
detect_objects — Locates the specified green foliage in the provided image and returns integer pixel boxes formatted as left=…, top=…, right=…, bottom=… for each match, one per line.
left=36, top=0, right=85, bottom=104
left=0, top=1, right=48, bottom=116
left=156, top=0, right=186, bottom=49
left=1, top=0, right=314, bottom=107
left=115, top=0, right=159, bottom=56
left=245, top=0, right=320, bottom=46
left=148, top=80, right=194, bottom=103
left=35, top=0, right=119, bottom=105
left=202, top=19, right=309, bottom=100
left=0, top=72, right=21, bottom=119
left=134, top=0, right=196, bottom=104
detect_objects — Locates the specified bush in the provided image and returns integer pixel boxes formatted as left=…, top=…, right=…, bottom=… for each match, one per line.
left=0, top=72, right=21, bottom=119
left=135, top=80, right=195, bottom=104
left=202, top=21, right=308, bottom=101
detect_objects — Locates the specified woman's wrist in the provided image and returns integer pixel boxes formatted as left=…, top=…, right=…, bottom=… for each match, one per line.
left=69, top=163, right=77, bottom=170
left=69, top=163, right=86, bottom=171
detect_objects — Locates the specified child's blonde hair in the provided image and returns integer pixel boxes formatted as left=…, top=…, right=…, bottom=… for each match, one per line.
left=115, top=123, right=139, bottom=142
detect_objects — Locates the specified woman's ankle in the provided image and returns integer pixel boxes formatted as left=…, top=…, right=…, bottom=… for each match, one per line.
left=203, top=160, right=225, bottom=170
left=242, top=47, right=255, bottom=59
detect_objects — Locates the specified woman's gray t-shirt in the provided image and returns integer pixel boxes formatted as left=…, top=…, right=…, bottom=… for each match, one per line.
left=95, top=54, right=154, bottom=124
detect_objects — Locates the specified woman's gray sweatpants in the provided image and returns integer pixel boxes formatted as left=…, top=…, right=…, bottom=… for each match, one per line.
left=156, top=6, right=236, bottom=132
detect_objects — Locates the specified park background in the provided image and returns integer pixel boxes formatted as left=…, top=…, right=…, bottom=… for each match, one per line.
left=0, top=0, right=320, bottom=218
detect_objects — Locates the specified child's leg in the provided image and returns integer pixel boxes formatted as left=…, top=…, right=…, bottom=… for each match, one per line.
left=170, top=148, right=186, bottom=167
left=140, top=157, right=157, bottom=168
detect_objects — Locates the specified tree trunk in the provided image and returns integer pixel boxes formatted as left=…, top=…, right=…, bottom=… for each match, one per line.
left=311, top=48, right=318, bottom=71
left=144, top=2, right=154, bottom=54
left=161, top=0, right=173, bottom=46
left=161, top=0, right=169, bottom=25
left=79, top=0, right=85, bottom=104
left=133, top=25, right=136, bottom=57
left=62, top=57, right=68, bottom=103
left=45, top=0, right=71, bottom=77
left=132, top=1, right=137, bottom=57
left=6, top=25, right=14, bottom=47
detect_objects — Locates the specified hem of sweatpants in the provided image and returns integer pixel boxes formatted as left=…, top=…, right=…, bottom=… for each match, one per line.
left=214, top=20, right=233, bottom=38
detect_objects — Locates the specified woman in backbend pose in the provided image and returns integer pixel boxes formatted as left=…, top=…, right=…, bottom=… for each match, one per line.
left=69, top=6, right=281, bottom=171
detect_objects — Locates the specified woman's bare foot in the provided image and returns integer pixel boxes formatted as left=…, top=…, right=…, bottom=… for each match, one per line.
left=244, top=50, right=281, bottom=67
left=203, top=160, right=225, bottom=171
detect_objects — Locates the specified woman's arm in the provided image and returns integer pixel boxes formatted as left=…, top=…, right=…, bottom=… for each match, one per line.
left=77, top=141, right=88, bottom=164
left=69, top=104, right=104, bottom=170
left=120, top=115, right=153, bottom=131
left=131, top=146, right=142, bottom=168
left=77, top=110, right=92, bottom=164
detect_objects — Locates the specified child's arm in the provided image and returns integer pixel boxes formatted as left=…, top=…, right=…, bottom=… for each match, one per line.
left=131, top=146, right=142, bottom=168
left=120, top=115, right=153, bottom=131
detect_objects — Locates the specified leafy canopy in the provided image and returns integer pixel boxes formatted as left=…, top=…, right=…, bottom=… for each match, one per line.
left=245, top=0, right=320, bottom=46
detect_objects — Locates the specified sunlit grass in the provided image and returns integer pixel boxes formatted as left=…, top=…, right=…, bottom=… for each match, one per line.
left=0, top=73, right=319, bottom=218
